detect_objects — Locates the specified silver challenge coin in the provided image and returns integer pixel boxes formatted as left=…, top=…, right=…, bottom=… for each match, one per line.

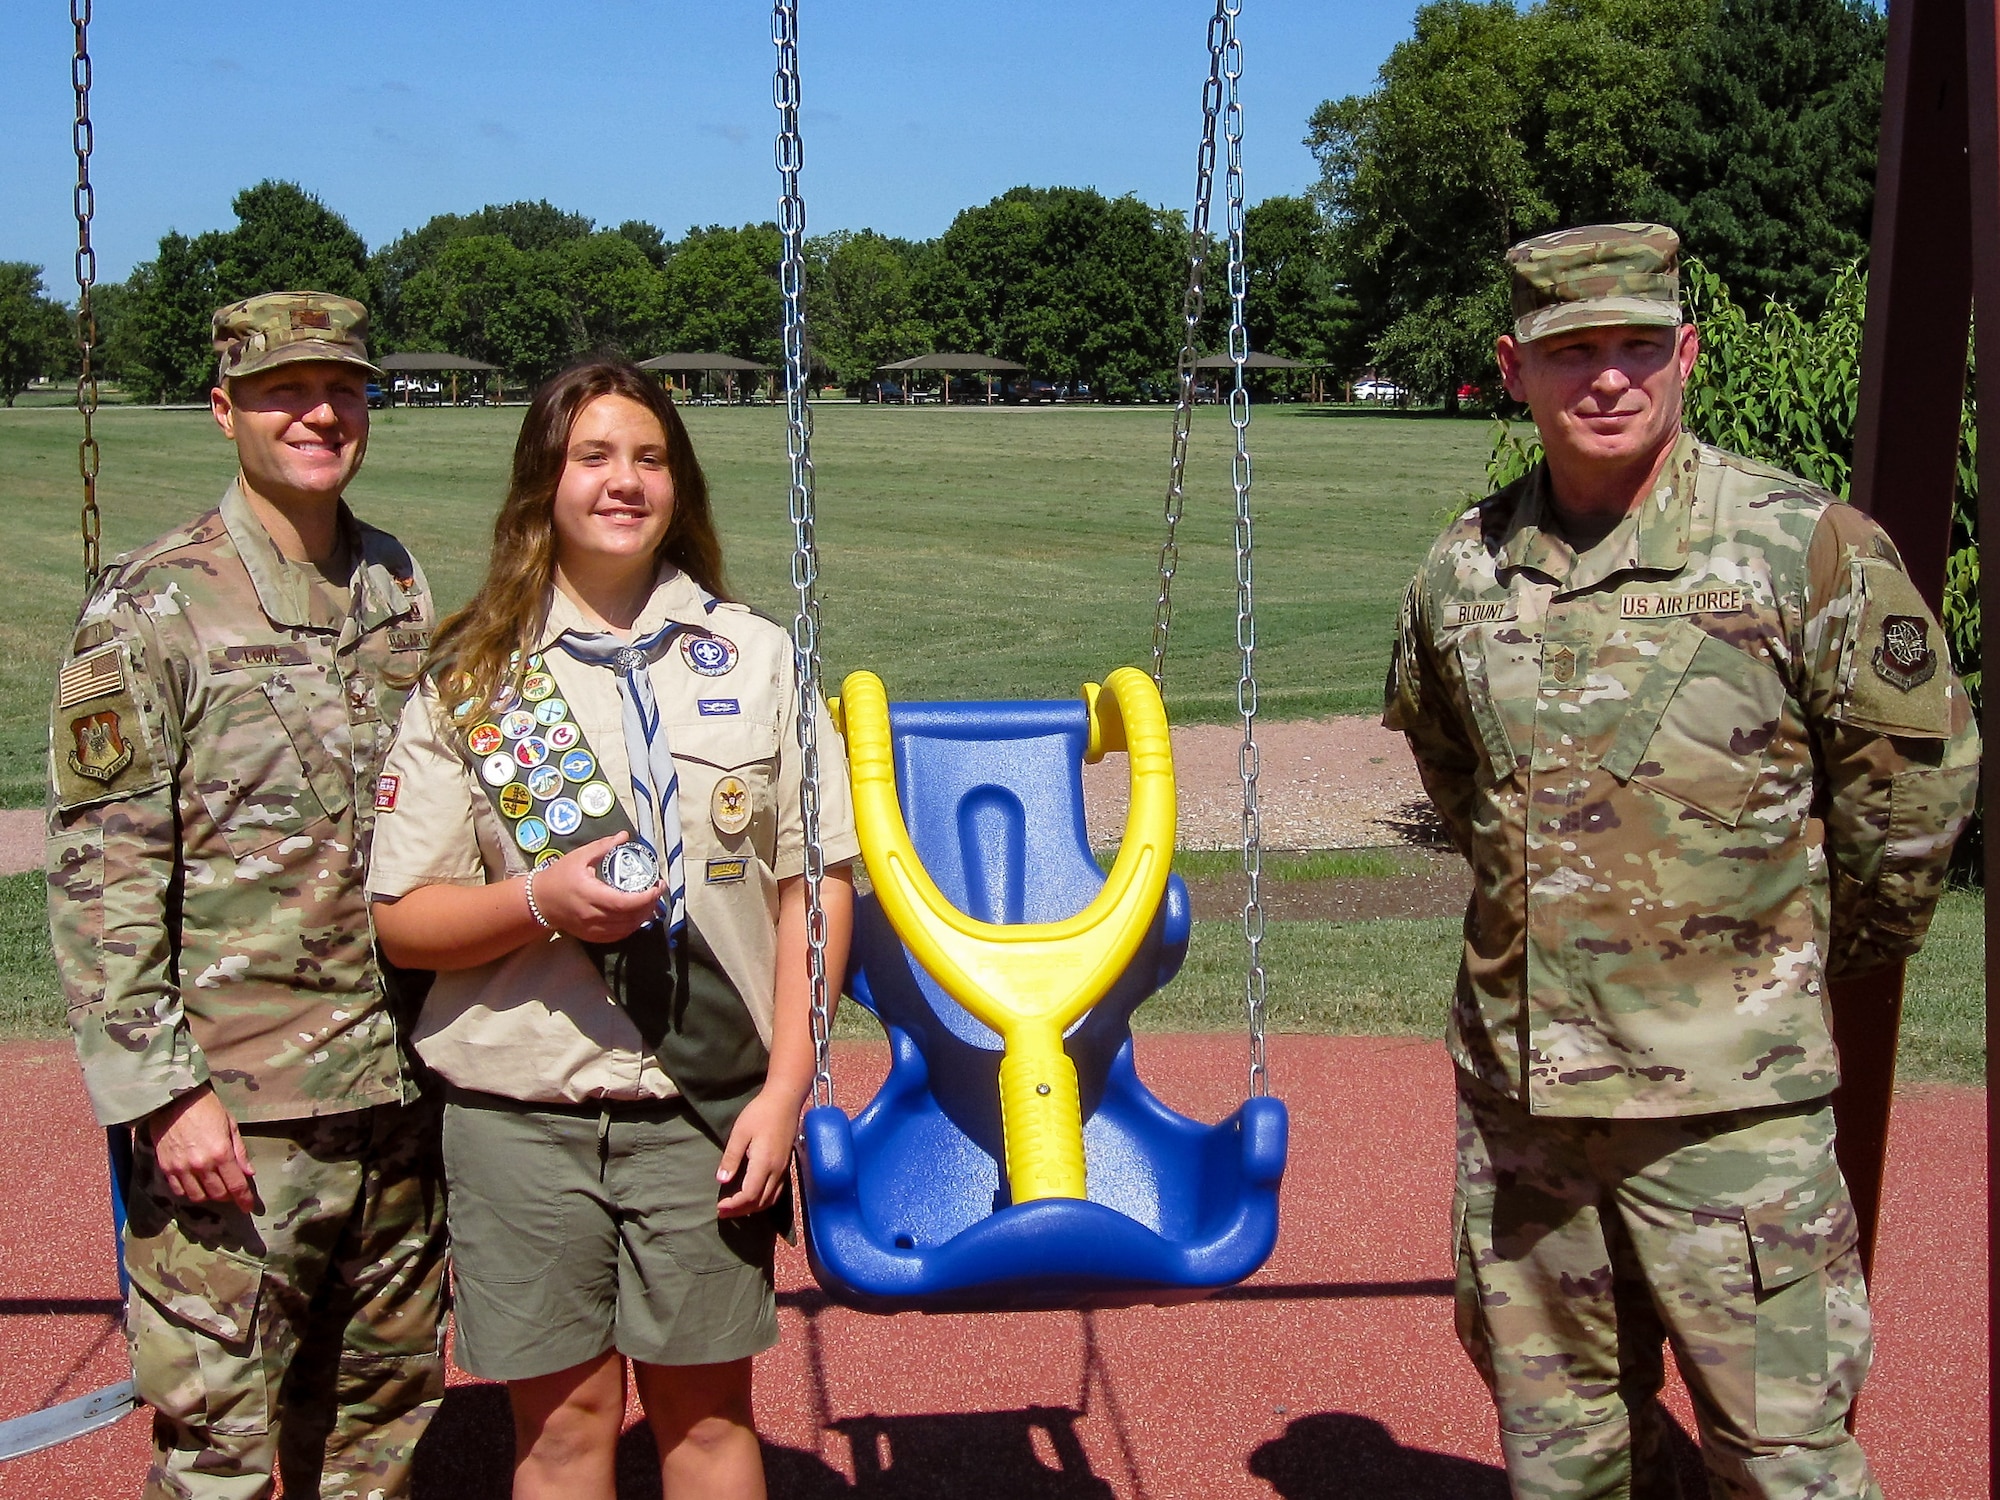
left=596, top=842, right=661, bottom=893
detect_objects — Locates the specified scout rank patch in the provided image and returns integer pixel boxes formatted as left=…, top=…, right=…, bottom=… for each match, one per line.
left=1873, top=614, right=1938, bottom=692
left=461, top=655, right=622, bottom=857
left=712, top=774, right=752, bottom=835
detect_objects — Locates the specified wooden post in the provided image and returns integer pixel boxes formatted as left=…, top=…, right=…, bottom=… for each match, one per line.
left=450, top=371, right=459, bottom=407
left=1843, top=0, right=2000, bottom=1464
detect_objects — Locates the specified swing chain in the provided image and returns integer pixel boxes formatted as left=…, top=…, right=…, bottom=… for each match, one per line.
left=72, top=0, right=102, bottom=591
left=1152, top=1, right=1230, bottom=689
left=772, top=0, right=834, bottom=1112
left=1218, top=1, right=1268, bottom=1099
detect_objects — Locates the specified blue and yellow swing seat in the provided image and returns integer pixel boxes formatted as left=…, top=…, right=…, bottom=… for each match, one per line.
left=797, top=667, right=1289, bottom=1313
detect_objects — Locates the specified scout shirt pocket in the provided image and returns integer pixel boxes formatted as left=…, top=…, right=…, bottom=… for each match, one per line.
left=1600, top=618, right=1786, bottom=828
left=192, top=653, right=349, bottom=858
left=671, top=711, right=781, bottom=862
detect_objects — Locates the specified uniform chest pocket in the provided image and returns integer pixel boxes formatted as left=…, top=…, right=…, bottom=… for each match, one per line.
left=671, top=714, right=781, bottom=855
left=192, top=672, right=352, bottom=856
left=1599, top=620, right=1786, bottom=828
left=1450, top=621, right=1541, bottom=781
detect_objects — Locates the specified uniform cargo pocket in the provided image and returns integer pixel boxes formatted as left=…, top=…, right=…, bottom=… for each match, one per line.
left=1744, top=1164, right=1867, bottom=1440
left=124, top=1223, right=273, bottom=1437
left=1619, top=629, right=1785, bottom=828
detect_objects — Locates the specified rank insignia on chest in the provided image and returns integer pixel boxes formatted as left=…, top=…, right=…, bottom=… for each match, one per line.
left=1548, top=645, right=1577, bottom=685
left=681, top=634, right=738, bottom=677
left=1872, top=615, right=1938, bottom=692
left=712, top=774, right=752, bottom=835
left=68, top=709, right=134, bottom=784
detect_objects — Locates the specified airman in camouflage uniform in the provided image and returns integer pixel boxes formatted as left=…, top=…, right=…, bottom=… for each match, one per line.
left=47, top=292, right=446, bottom=1499
left=1385, top=225, right=1979, bottom=1498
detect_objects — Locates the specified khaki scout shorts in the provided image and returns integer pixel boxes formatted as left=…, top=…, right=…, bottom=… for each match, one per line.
left=441, top=1091, right=777, bottom=1382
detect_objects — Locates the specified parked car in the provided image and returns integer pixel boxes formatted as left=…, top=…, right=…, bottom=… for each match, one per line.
left=1352, top=378, right=1407, bottom=402
left=365, top=382, right=387, bottom=409
left=860, top=379, right=906, bottom=403
left=1000, top=377, right=1062, bottom=404
left=1456, top=383, right=1483, bottom=401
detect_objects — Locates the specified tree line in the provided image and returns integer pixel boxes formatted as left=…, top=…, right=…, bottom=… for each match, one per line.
left=1, top=0, right=1882, bottom=408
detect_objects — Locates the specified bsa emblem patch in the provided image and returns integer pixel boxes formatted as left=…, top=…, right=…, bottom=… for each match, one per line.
left=1872, top=615, right=1938, bottom=692
left=67, top=709, right=133, bottom=784
left=681, top=634, right=738, bottom=677
left=711, top=774, right=753, bottom=835
left=374, top=774, right=400, bottom=811
left=1548, top=645, right=1577, bottom=685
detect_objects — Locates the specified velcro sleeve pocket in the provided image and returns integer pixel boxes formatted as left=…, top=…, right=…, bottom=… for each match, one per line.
left=1831, top=557, right=1953, bottom=738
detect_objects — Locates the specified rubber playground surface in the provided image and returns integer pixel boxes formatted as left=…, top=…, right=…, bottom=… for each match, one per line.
left=1, top=1035, right=1984, bottom=1498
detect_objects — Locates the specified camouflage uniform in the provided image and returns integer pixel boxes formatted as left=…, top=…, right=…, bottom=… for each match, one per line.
left=46, top=293, right=446, bottom=1499
left=1384, top=227, right=1979, bottom=1498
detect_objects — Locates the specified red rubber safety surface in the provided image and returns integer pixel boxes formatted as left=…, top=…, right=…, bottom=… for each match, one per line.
left=0, top=1036, right=1984, bottom=1498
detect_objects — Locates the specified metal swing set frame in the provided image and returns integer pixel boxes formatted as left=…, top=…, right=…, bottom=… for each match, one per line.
left=3, top=0, right=1277, bottom=1460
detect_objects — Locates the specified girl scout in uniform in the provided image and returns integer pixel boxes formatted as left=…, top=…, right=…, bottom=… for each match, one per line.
left=368, top=356, right=858, bottom=1500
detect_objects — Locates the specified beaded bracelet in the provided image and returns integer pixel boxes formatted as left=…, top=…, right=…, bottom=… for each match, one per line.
left=524, top=868, right=554, bottom=932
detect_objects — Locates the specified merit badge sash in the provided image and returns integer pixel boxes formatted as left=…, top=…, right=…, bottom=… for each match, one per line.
left=453, top=657, right=775, bottom=1165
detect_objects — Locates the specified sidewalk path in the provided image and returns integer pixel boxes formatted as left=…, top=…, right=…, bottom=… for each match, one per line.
left=1, top=1036, right=1983, bottom=1498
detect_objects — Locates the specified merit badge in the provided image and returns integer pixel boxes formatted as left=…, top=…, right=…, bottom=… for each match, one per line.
left=535, top=848, right=563, bottom=870
left=545, top=797, right=584, bottom=837
left=1873, top=615, right=1938, bottom=692
left=560, top=748, right=597, bottom=783
left=514, top=736, right=550, bottom=768
left=578, top=781, right=617, bottom=818
left=534, top=697, right=569, bottom=727
left=374, top=774, right=400, bottom=812
left=481, top=751, right=517, bottom=787
left=67, top=709, right=133, bottom=784
left=711, top=774, right=753, bottom=835
left=490, top=685, right=520, bottom=713
left=547, top=722, right=581, bottom=751
left=681, top=633, right=737, bottom=677
left=522, top=671, right=557, bottom=703
left=500, top=709, right=536, bottom=741
left=515, top=816, right=551, bottom=854
left=467, top=722, right=505, bottom=757
left=597, top=841, right=660, bottom=892
left=526, top=764, right=565, bottom=801
left=498, top=783, right=534, bottom=819
left=527, top=653, right=545, bottom=671
left=697, top=698, right=739, bottom=716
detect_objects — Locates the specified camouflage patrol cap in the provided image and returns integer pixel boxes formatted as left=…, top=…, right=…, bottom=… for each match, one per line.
left=1505, top=223, right=1682, bottom=343
left=212, top=291, right=383, bottom=383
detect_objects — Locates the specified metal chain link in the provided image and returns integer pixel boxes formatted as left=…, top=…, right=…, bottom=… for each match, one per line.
left=772, top=0, right=834, bottom=1111
left=72, top=0, right=101, bottom=590
left=1218, top=1, right=1268, bottom=1098
left=1151, top=2, right=1230, bottom=689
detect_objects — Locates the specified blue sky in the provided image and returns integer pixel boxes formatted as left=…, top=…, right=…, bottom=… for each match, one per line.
left=1, top=2, right=1417, bottom=287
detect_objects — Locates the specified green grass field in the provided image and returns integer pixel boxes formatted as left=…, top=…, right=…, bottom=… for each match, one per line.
left=0, top=401, right=1490, bottom=806
left=0, top=402, right=1982, bottom=1083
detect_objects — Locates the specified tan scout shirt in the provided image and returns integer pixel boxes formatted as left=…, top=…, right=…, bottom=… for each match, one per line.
left=47, top=483, right=435, bottom=1127
left=366, top=569, right=860, bottom=1104
left=1386, top=435, right=1980, bottom=1118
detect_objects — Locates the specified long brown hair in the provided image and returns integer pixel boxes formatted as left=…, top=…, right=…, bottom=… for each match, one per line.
left=423, top=356, right=729, bottom=719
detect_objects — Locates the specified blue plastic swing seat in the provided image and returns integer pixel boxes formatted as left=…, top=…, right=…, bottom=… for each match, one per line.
left=798, top=697, right=1289, bottom=1314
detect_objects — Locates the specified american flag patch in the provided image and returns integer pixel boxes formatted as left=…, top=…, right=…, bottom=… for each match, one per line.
left=57, top=645, right=124, bottom=709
